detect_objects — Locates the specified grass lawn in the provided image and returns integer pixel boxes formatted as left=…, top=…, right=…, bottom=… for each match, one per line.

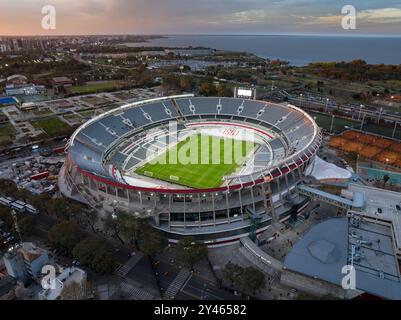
left=0, top=123, right=16, bottom=136
left=31, top=117, right=72, bottom=136
left=308, top=111, right=360, bottom=133
left=78, top=110, right=96, bottom=118
left=308, top=111, right=401, bottom=139
left=69, top=81, right=124, bottom=95
left=0, top=123, right=17, bottom=145
left=135, top=134, right=255, bottom=189
left=0, top=124, right=16, bottom=144
left=33, top=108, right=53, bottom=116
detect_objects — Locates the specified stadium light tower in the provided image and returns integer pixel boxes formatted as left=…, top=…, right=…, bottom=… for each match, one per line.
left=325, top=98, right=330, bottom=113
left=358, top=104, right=364, bottom=121
left=360, top=113, right=366, bottom=130
left=392, top=121, right=398, bottom=139
left=330, top=114, right=335, bottom=133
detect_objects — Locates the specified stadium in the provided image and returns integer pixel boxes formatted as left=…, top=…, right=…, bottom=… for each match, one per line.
left=60, top=94, right=322, bottom=245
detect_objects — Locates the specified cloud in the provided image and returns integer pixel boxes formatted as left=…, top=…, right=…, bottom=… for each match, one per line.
left=307, top=7, right=401, bottom=26
left=0, top=0, right=401, bottom=35
left=358, top=7, right=401, bottom=23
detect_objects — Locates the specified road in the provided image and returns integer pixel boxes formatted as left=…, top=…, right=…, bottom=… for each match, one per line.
left=177, top=274, right=241, bottom=300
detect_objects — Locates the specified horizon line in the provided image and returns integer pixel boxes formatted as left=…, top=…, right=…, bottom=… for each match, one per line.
left=1, top=32, right=401, bottom=38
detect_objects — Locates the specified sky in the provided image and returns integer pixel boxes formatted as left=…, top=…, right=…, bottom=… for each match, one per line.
left=0, top=0, right=401, bottom=36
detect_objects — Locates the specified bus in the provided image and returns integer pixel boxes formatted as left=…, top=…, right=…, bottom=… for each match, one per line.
left=10, top=202, right=26, bottom=213
left=0, top=197, right=15, bottom=207
left=0, top=197, right=39, bottom=215
left=25, top=204, right=39, bottom=215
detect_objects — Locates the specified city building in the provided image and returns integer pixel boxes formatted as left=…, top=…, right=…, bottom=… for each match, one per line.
left=3, top=249, right=30, bottom=285
left=282, top=183, right=401, bottom=300
left=0, top=276, right=17, bottom=300
left=283, top=215, right=401, bottom=300
left=52, top=77, right=74, bottom=94
left=3, top=243, right=49, bottom=284
left=38, top=267, right=87, bottom=300
left=5, top=84, right=39, bottom=96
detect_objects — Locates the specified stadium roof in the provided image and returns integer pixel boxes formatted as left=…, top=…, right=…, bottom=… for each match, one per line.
left=284, top=218, right=401, bottom=300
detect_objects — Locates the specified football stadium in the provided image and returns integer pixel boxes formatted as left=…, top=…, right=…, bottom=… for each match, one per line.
left=60, top=95, right=322, bottom=245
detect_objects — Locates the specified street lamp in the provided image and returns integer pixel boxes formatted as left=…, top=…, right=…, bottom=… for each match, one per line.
left=325, top=98, right=330, bottom=113
left=359, top=105, right=364, bottom=121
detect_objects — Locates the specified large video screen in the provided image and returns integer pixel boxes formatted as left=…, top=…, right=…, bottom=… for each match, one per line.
left=237, top=89, right=253, bottom=97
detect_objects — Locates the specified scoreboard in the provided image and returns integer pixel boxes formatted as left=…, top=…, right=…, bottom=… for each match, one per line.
left=234, top=87, right=256, bottom=100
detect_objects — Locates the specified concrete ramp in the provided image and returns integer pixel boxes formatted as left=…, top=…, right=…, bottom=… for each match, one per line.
left=239, top=237, right=283, bottom=274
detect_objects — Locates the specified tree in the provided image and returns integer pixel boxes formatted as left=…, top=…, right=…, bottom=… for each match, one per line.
left=199, top=81, right=215, bottom=96
left=240, top=266, right=266, bottom=295
left=116, top=212, right=144, bottom=247
left=222, top=263, right=265, bottom=295
left=137, top=71, right=154, bottom=87
left=61, top=281, right=96, bottom=300
left=176, top=237, right=208, bottom=270
left=180, top=76, right=194, bottom=92
left=72, top=236, right=118, bottom=274
left=19, top=215, right=37, bottom=237
left=138, top=227, right=168, bottom=257
left=48, top=221, right=85, bottom=255
left=0, top=207, right=13, bottom=231
left=116, top=213, right=168, bottom=255
left=30, top=194, right=52, bottom=213
left=216, top=83, right=228, bottom=97
left=47, top=198, right=77, bottom=220
left=91, top=250, right=119, bottom=274
left=161, top=73, right=180, bottom=93
left=223, top=262, right=243, bottom=286
left=73, top=209, right=98, bottom=233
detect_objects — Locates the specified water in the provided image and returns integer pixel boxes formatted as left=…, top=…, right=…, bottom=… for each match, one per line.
left=125, top=35, right=401, bottom=66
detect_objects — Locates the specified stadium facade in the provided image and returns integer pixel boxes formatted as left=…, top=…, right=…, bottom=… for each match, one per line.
left=60, top=95, right=322, bottom=246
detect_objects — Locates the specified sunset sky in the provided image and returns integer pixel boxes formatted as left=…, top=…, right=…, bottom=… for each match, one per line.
left=1, top=0, right=401, bottom=36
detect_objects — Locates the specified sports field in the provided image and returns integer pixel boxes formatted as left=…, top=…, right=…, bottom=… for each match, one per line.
left=135, top=134, right=255, bottom=189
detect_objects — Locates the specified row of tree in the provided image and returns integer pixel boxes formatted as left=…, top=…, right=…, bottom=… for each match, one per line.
left=48, top=221, right=118, bottom=274
left=303, top=60, right=401, bottom=82
left=47, top=216, right=210, bottom=275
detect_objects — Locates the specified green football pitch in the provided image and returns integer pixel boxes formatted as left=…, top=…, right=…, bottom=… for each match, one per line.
left=135, top=134, right=255, bottom=189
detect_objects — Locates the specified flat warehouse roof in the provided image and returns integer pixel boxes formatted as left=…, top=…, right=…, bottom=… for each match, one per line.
left=348, top=183, right=401, bottom=253
left=284, top=217, right=401, bottom=300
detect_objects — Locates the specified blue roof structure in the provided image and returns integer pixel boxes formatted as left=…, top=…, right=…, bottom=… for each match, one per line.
left=0, top=96, right=17, bottom=105
left=284, top=218, right=401, bottom=300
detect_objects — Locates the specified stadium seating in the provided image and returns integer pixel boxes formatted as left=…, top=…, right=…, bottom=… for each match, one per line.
left=69, top=96, right=318, bottom=185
